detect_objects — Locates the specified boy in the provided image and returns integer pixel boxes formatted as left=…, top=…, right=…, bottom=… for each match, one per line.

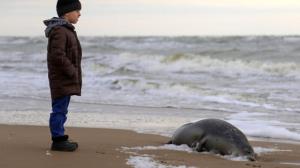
left=43, top=0, right=82, bottom=152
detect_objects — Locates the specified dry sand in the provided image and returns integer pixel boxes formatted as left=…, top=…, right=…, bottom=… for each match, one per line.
left=0, top=124, right=299, bottom=168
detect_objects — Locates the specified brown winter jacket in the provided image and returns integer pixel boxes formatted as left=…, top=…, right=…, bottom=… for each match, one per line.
left=46, top=24, right=82, bottom=99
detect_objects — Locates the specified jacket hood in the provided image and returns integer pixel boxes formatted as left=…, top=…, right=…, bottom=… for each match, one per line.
left=43, top=17, right=74, bottom=37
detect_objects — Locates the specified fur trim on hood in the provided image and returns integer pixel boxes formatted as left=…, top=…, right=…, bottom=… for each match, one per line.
left=43, top=17, right=74, bottom=37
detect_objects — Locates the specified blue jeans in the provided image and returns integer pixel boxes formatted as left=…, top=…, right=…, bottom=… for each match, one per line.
left=49, top=96, right=71, bottom=138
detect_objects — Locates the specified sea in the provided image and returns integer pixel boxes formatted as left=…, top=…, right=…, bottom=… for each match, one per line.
left=0, top=36, right=300, bottom=142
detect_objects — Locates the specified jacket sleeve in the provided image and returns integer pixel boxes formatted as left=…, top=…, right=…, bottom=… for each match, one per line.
left=48, top=27, right=76, bottom=78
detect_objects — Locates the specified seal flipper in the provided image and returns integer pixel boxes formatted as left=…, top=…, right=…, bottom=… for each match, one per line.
left=166, top=140, right=172, bottom=144
left=191, top=138, right=206, bottom=152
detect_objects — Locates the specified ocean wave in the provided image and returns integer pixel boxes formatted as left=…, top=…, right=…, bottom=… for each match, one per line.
left=160, top=54, right=300, bottom=77
left=97, top=52, right=300, bottom=78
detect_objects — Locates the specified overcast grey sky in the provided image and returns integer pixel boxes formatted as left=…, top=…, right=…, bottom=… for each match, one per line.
left=1, top=0, right=300, bottom=36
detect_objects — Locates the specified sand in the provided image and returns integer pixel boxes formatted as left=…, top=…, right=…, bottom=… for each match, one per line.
left=0, top=124, right=299, bottom=168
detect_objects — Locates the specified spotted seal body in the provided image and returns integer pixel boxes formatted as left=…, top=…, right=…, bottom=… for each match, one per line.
left=169, top=119, right=256, bottom=161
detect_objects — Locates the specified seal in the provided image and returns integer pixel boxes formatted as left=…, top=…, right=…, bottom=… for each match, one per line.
left=168, top=119, right=256, bottom=161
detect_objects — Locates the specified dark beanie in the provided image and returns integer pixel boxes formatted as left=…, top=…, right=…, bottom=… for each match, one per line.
left=56, top=0, right=81, bottom=17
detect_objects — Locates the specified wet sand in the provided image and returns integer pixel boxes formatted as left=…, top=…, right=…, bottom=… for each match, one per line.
left=0, top=124, right=299, bottom=168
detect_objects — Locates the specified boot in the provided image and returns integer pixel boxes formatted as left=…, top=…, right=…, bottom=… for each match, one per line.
left=51, top=135, right=78, bottom=152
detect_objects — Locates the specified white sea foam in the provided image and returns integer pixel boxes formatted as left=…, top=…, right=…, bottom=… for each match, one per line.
left=124, top=145, right=292, bottom=157
left=127, top=156, right=195, bottom=168
left=123, top=145, right=289, bottom=162
left=122, top=144, right=193, bottom=153
left=280, top=162, right=300, bottom=166
left=228, top=112, right=300, bottom=141
left=254, top=147, right=292, bottom=155
left=222, top=155, right=249, bottom=161
left=122, top=144, right=195, bottom=168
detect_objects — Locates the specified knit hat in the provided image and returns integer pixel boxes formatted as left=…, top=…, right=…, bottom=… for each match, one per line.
left=56, top=0, right=81, bottom=17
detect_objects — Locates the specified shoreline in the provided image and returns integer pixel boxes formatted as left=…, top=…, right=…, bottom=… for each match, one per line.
left=2, top=122, right=300, bottom=145
left=0, top=124, right=299, bottom=168
left=2, top=121, right=300, bottom=145
left=1, top=96, right=300, bottom=143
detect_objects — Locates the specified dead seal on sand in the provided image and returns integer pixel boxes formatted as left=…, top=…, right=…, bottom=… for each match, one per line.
left=168, top=119, right=256, bottom=161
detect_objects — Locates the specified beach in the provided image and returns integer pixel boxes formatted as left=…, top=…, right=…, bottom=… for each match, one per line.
left=1, top=36, right=300, bottom=167
left=0, top=124, right=299, bottom=168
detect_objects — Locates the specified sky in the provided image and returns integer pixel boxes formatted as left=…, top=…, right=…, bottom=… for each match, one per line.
left=1, top=0, right=300, bottom=36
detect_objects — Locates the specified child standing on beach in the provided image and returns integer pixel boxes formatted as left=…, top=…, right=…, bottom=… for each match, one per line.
left=43, top=0, right=82, bottom=152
